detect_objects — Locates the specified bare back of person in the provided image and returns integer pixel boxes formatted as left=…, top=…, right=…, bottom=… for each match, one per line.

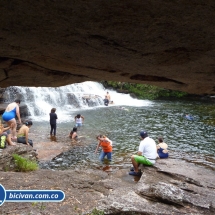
left=158, top=142, right=168, bottom=149
left=17, top=125, right=29, bottom=137
left=5, top=102, right=17, bottom=112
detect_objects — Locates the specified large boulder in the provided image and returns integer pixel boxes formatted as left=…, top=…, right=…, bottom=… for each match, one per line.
left=96, top=159, right=215, bottom=214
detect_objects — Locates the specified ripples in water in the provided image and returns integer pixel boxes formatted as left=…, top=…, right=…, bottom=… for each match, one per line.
left=36, top=99, right=215, bottom=170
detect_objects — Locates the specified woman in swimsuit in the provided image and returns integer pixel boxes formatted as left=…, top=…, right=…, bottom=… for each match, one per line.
left=157, top=137, right=169, bottom=159
left=17, top=121, right=33, bottom=147
left=2, top=99, right=22, bottom=139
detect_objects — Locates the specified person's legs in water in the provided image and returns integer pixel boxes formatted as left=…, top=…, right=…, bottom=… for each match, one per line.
left=50, top=124, right=54, bottom=135
left=53, top=124, right=57, bottom=136
left=106, top=152, right=112, bottom=163
left=99, top=151, right=106, bottom=163
left=75, top=123, right=82, bottom=127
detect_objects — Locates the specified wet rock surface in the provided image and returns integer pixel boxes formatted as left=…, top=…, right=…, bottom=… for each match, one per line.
left=0, top=145, right=215, bottom=215
left=97, top=159, right=215, bottom=215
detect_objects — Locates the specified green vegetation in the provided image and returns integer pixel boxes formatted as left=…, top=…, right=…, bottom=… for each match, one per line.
left=12, top=154, right=38, bottom=172
left=87, top=208, right=104, bottom=215
left=103, top=81, right=187, bottom=100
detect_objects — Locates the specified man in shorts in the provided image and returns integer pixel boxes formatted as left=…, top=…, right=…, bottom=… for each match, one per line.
left=129, top=130, right=157, bottom=176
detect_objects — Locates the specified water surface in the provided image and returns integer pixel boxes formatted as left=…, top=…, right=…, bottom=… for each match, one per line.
left=28, top=98, right=215, bottom=170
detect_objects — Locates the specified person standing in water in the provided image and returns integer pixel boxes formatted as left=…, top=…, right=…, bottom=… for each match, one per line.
left=2, top=99, right=22, bottom=140
left=103, top=96, right=109, bottom=106
left=106, top=92, right=111, bottom=101
left=17, top=121, right=33, bottom=147
left=74, top=114, right=84, bottom=127
left=49, top=108, right=58, bottom=136
left=0, top=122, right=16, bottom=147
left=94, top=135, right=113, bottom=163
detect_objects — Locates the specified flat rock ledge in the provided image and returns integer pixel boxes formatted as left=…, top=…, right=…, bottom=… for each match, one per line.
left=0, top=146, right=215, bottom=215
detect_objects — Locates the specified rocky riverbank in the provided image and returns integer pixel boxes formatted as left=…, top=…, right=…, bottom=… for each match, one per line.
left=0, top=142, right=215, bottom=215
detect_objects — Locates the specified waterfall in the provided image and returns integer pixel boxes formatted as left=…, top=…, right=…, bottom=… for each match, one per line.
left=3, top=81, right=153, bottom=119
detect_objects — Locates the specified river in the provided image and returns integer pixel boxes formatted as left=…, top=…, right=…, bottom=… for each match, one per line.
left=4, top=82, right=215, bottom=170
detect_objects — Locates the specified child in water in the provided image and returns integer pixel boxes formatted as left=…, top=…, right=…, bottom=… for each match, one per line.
left=69, top=127, right=78, bottom=140
left=157, top=137, right=169, bottom=159
left=185, top=114, right=194, bottom=121
left=94, top=135, right=113, bottom=163
left=74, top=114, right=84, bottom=127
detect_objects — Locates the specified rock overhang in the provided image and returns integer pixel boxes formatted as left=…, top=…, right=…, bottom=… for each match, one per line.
left=0, top=0, right=215, bottom=95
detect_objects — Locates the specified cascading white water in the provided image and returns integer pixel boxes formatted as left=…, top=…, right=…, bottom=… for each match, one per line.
left=3, top=81, right=153, bottom=120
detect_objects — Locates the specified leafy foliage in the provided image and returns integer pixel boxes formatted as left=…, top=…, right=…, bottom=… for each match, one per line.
left=12, top=154, right=38, bottom=172
left=87, top=208, right=104, bottom=215
left=103, top=81, right=187, bottom=100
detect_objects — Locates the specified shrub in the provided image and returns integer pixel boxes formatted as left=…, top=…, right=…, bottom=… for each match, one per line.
left=102, top=81, right=187, bottom=100
left=87, top=208, right=104, bottom=215
left=12, top=154, right=38, bottom=172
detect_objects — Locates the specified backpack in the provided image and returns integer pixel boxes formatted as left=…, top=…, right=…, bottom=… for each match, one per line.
left=0, top=135, right=7, bottom=149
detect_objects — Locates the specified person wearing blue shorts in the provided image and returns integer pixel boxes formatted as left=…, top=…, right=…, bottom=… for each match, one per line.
left=129, top=130, right=157, bottom=176
left=74, top=114, right=84, bottom=127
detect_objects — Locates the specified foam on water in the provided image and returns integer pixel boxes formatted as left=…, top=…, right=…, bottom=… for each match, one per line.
left=4, top=81, right=153, bottom=121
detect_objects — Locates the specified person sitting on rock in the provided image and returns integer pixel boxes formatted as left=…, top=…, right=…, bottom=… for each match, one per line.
left=157, top=136, right=169, bottom=159
left=129, top=130, right=157, bottom=176
left=0, top=122, right=16, bottom=148
left=17, top=121, right=33, bottom=147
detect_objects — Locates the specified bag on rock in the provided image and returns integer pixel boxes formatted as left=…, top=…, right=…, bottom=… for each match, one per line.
left=0, top=135, right=7, bottom=149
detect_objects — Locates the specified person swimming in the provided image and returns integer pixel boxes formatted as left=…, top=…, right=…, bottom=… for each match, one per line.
left=185, top=114, right=194, bottom=121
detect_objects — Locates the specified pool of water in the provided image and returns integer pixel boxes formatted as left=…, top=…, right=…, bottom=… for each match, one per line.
left=29, top=98, right=215, bottom=170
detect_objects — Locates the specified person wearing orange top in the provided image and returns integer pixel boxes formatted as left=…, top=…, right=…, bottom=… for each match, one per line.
left=94, top=135, right=112, bottom=163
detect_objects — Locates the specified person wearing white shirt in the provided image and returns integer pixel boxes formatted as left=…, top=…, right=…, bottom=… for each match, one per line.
left=129, top=130, right=157, bottom=176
